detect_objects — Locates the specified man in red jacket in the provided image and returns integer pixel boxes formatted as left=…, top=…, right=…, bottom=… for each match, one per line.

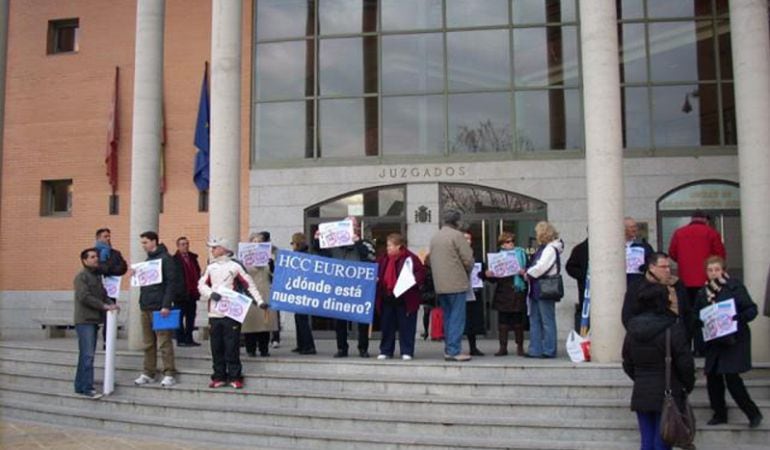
left=668, top=209, right=726, bottom=355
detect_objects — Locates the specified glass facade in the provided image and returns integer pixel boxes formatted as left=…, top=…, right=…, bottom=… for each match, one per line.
left=253, top=0, right=736, bottom=163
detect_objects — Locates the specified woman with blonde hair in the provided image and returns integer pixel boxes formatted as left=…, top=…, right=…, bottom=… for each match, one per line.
left=524, top=221, right=564, bottom=358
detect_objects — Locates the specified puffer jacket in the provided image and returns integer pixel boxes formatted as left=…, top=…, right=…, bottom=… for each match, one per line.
left=622, top=313, right=695, bottom=412
left=138, top=244, right=179, bottom=311
left=198, top=255, right=265, bottom=319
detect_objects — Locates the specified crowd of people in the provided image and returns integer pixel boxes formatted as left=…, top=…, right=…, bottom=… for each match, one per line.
left=72, top=209, right=766, bottom=444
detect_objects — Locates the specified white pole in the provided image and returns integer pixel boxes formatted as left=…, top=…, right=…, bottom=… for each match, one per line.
left=103, top=310, right=118, bottom=395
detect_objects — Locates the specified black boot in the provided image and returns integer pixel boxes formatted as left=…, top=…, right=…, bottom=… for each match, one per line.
left=494, top=325, right=509, bottom=356
left=468, top=335, right=484, bottom=356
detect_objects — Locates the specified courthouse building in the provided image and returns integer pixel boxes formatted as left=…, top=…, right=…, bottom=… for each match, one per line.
left=0, top=1, right=768, bottom=361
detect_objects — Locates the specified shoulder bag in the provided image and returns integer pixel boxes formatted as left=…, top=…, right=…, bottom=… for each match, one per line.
left=537, top=250, right=564, bottom=301
left=660, top=327, right=696, bottom=449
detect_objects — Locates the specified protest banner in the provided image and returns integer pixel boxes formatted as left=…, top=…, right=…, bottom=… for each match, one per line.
left=470, top=262, right=483, bottom=289
left=208, top=287, right=253, bottom=323
left=625, top=246, right=645, bottom=274
left=270, top=250, right=378, bottom=323
left=487, top=252, right=520, bottom=278
left=700, top=298, right=738, bottom=342
left=318, top=220, right=355, bottom=249
left=102, top=276, right=121, bottom=298
left=238, top=242, right=272, bottom=267
left=130, top=260, right=163, bottom=287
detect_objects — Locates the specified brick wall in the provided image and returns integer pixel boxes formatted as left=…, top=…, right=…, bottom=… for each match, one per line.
left=0, top=0, right=252, bottom=293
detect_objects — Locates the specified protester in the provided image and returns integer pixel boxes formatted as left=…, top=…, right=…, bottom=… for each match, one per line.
left=463, top=231, right=486, bottom=357
left=483, top=232, right=528, bottom=356
left=622, top=252, right=695, bottom=342
left=696, top=256, right=763, bottom=428
left=74, top=248, right=120, bottom=399
left=94, top=228, right=127, bottom=345
left=622, top=283, right=695, bottom=450
left=428, top=209, right=474, bottom=362
left=243, top=231, right=279, bottom=357
left=375, top=233, right=426, bottom=360
left=133, top=231, right=179, bottom=388
left=668, top=209, right=726, bottom=355
left=289, top=232, right=316, bottom=355
left=566, top=236, right=589, bottom=332
left=624, top=217, right=654, bottom=287
left=524, top=221, right=564, bottom=359
left=198, top=237, right=267, bottom=389
left=173, top=236, right=201, bottom=347
left=314, top=216, right=376, bottom=358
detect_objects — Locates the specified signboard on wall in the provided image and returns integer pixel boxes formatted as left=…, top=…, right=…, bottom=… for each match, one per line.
left=658, top=182, right=740, bottom=211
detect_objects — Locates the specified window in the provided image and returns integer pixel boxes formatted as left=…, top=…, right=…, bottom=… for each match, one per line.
left=109, top=194, right=119, bottom=215
left=253, top=0, right=582, bottom=161
left=41, top=179, right=72, bottom=216
left=47, top=18, right=79, bottom=54
left=198, top=190, right=209, bottom=212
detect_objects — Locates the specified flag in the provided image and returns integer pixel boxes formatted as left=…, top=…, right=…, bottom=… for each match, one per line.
left=193, top=63, right=210, bottom=192
left=105, top=66, right=119, bottom=193
left=160, top=100, right=167, bottom=193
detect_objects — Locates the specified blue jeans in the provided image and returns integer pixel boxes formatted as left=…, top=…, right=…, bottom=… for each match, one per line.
left=439, top=292, right=467, bottom=357
left=75, top=323, right=98, bottom=394
left=528, top=297, right=557, bottom=357
left=637, top=411, right=670, bottom=450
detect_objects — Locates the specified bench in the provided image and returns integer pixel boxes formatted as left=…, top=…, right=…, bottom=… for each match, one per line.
left=36, top=298, right=128, bottom=338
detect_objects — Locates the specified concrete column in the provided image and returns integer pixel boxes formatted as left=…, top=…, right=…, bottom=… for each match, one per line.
left=579, top=1, right=626, bottom=362
left=128, top=0, right=165, bottom=350
left=730, top=0, right=770, bottom=362
left=209, top=0, right=242, bottom=245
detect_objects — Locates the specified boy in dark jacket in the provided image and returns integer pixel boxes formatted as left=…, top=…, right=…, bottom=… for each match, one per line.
left=74, top=248, right=119, bottom=399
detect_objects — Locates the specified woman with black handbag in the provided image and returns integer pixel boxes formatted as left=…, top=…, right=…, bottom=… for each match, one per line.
left=524, top=221, right=564, bottom=359
left=623, top=283, right=695, bottom=450
left=696, top=256, right=763, bottom=428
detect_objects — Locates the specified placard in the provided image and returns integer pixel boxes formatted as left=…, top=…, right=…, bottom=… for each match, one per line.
left=318, top=220, right=355, bottom=249
left=102, top=276, right=121, bottom=299
left=625, top=246, right=645, bottom=274
left=212, top=287, right=253, bottom=323
left=470, top=263, right=483, bottom=289
left=130, top=260, right=163, bottom=287
left=487, top=252, right=520, bottom=278
left=238, top=242, right=272, bottom=267
left=700, top=298, right=738, bottom=342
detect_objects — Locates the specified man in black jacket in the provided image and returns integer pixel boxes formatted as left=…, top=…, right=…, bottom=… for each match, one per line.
left=133, top=231, right=178, bottom=388
left=566, top=237, right=588, bottom=332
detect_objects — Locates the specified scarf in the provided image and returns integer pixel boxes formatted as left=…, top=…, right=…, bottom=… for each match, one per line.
left=95, top=241, right=111, bottom=262
left=179, top=253, right=199, bottom=295
left=503, top=248, right=527, bottom=292
left=383, top=249, right=405, bottom=295
left=645, top=271, right=681, bottom=316
left=705, top=273, right=729, bottom=304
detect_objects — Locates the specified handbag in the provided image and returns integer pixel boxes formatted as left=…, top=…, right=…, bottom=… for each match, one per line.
left=660, top=328, right=696, bottom=449
left=537, top=251, right=564, bottom=301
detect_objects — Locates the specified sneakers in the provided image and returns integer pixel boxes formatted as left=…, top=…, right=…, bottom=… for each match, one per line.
left=230, top=380, right=244, bottom=389
left=401, top=355, right=413, bottom=361
left=160, top=376, right=176, bottom=388
left=444, top=354, right=472, bottom=362
left=377, top=354, right=389, bottom=360
left=134, top=374, right=155, bottom=385
left=271, top=341, right=280, bottom=349
left=208, top=379, right=226, bottom=389
left=79, top=390, right=103, bottom=400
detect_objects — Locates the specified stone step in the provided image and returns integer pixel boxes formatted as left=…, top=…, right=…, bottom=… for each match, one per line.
left=2, top=387, right=767, bottom=449
left=1, top=368, right=767, bottom=429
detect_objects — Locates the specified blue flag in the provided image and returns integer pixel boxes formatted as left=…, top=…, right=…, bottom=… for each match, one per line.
left=193, top=65, right=210, bottom=192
